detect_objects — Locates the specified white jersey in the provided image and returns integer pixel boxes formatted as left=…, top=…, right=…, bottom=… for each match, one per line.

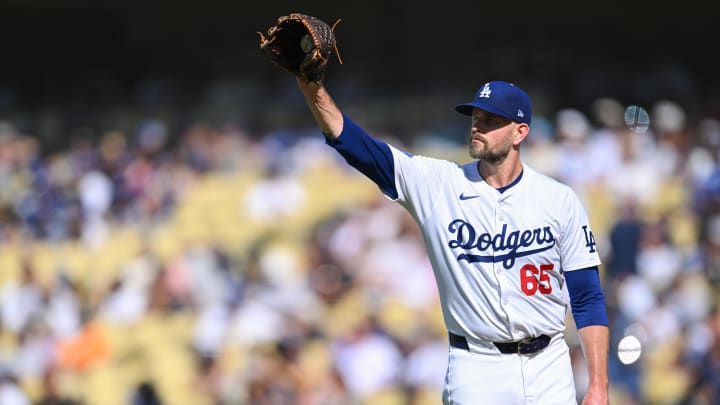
left=388, top=145, right=601, bottom=342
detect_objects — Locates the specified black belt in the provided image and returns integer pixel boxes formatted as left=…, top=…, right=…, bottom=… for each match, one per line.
left=449, top=332, right=551, bottom=355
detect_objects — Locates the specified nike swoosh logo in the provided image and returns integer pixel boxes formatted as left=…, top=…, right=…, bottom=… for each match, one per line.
left=459, top=193, right=480, bottom=200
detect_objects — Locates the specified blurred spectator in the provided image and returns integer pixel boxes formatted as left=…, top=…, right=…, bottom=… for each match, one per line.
left=244, top=164, right=307, bottom=222
left=331, top=316, right=403, bottom=400
left=403, top=327, right=448, bottom=396
left=702, top=214, right=720, bottom=285
left=607, top=199, right=643, bottom=278
left=520, top=116, right=560, bottom=177
left=54, top=315, right=111, bottom=372
left=98, top=246, right=161, bottom=325
left=0, top=372, right=30, bottom=405
left=586, top=97, right=625, bottom=185
left=130, top=381, right=163, bottom=405
left=78, top=169, right=113, bottom=249
left=0, top=263, right=44, bottom=335
left=636, top=217, right=681, bottom=294
left=554, top=108, right=594, bottom=190
left=652, top=100, right=690, bottom=175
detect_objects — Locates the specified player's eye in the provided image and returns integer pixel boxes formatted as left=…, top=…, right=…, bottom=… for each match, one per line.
left=490, top=116, right=512, bottom=129
left=483, top=117, right=504, bottom=128
left=472, top=114, right=509, bottom=130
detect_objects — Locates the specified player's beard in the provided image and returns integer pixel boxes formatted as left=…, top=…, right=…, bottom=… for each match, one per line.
left=469, top=138, right=512, bottom=164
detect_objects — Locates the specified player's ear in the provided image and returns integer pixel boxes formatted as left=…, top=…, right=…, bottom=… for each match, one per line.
left=512, top=123, right=530, bottom=146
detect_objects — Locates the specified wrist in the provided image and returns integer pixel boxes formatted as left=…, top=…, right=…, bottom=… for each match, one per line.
left=588, top=378, right=609, bottom=389
left=296, top=77, right=322, bottom=93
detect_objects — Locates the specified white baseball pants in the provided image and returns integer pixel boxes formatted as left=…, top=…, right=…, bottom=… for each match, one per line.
left=442, top=334, right=577, bottom=404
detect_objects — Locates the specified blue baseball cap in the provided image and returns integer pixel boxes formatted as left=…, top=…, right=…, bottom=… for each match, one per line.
left=455, top=81, right=532, bottom=124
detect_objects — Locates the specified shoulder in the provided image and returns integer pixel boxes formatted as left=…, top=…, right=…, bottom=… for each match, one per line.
left=523, top=165, right=570, bottom=191
left=390, top=145, right=463, bottom=171
left=522, top=165, right=579, bottom=203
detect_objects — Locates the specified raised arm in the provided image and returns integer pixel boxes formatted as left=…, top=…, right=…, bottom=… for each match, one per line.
left=257, top=13, right=344, bottom=138
left=296, top=78, right=344, bottom=140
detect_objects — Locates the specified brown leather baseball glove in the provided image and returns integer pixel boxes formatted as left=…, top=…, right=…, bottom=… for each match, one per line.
left=258, top=13, right=342, bottom=83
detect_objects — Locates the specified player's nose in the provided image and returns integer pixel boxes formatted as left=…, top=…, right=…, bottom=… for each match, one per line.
left=471, top=126, right=487, bottom=136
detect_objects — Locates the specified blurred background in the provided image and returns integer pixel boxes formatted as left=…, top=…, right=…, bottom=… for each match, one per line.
left=0, top=0, right=719, bottom=404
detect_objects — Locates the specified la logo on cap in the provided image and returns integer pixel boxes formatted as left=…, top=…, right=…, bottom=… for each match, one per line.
left=478, top=83, right=492, bottom=98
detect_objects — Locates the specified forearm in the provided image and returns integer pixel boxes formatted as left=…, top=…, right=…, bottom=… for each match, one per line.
left=577, top=325, right=609, bottom=402
left=296, top=78, right=344, bottom=139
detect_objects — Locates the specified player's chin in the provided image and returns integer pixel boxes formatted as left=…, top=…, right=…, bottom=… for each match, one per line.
left=468, top=145, right=484, bottom=159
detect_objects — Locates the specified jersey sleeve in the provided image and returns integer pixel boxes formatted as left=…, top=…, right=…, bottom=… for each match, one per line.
left=327, top=114, right=454, bottom=224
left=559, top=188, right=602, bottom=272
left=565, top=266, right=608, bottom=328
left=327, top=114, right=398, bottom=198
left=390, top=145, right=457, bottom=223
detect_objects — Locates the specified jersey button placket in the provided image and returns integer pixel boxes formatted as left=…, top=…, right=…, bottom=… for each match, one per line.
left=493, top=200, right=502, bottom=277
left=495, top=196, right=505, bottom=224
left=495, top=198, right=514, bottom=337
left=494, top=199, right=504, bottom=278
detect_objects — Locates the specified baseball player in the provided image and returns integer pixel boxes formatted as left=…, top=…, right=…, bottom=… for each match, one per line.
left=295, top=78, right=610, bottom=405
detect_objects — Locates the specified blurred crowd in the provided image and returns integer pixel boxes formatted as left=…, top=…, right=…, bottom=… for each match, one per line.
left=1, top=86, right=720, bottom=405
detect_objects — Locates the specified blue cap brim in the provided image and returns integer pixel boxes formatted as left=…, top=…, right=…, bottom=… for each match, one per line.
left=454, top=102, right=515, bottom=121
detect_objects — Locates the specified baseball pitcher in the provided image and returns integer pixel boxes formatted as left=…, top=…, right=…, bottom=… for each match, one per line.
left=258, top=14, right=610, bottom=405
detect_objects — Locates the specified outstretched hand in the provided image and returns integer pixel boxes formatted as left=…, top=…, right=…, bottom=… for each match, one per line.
left=258, top=13, right=341, bottom=84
